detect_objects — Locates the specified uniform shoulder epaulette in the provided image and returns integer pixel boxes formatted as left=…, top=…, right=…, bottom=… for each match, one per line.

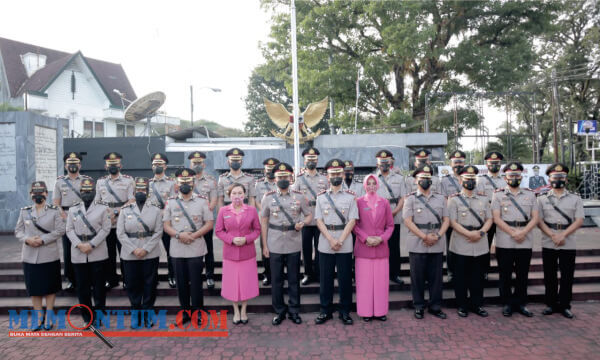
left=81, top=174, right=92, bottom=178
left=258, top=177, right=266, bottom=182
left=265, top=190, right=277, bottom=196
left=121, top=174, right=132, bottom=178
left=47, top=204, right=58, bottom=210
left=408, top=191, right=417, bottom=196
left=57, top=175, right=66, bottom=179
left=317, top=189, right=327, bottom=196
left=195, top=194, right=208, bottom=200
left=21, top=205, right=32, bottom=210
left=494, top=188, right=504, bottom=193
left=296, top=172, right=305, bottom=177
left=70, top=202, right=82, bottom=208
left=291, top=189, right=303, bottom=195
left=243, top=172, right=253, bottom=177
left=449, top=193, right=460, bottom=198
left=345, top=189, right=356, bottom=195
left=220, top=172, right=229, bottom=177
left=523, top=188, right=533, bottom=191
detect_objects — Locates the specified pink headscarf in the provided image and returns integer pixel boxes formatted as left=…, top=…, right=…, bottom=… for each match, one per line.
left=362, top=174, right=381, bottom=210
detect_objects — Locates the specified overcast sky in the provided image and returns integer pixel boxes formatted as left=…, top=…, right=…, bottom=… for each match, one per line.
left=1, top=0, right=271, bottom=130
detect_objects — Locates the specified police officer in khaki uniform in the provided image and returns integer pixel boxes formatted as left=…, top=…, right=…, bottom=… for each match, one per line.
left=476, top=151, right=507, bottom=279
left=255, top=157, right=280, bottom=285
left=314, top=159, right=359, bottom=325
left=118, top=177, right=164, bottom=328
left=373, top=150, right=406, bottom=285
left=53, top=152, right=92, bottom=291
left=218, top=148, right=256, bottom=208
left=94, top=152, right=135, bottom=289
left=148, top=153, right=177, bottom=288
left=538, top=163, right=584, bottom=319
left=402, top=165, right=450, bottom=320
left=15, top=181, right=66, bottom=331
left=292, top=147, right=328, bottom=285
left=260, top=163, right=312, bottom=325
left=528, top=165, right=547, bottom=190
left=441, top=150, right=466, bottom=282
left=164, top=168, right=214, bottom=326
left=66, top=178, right=110, bottom=325
left=342, top=160, right=364, bottom=197
left=188, top=151, right=218, bottom=289
left=447, top=165, right=492, bottom=318
left=491, top=161, right=539, bottom=317
left=405, top=149, right=441, bottom=193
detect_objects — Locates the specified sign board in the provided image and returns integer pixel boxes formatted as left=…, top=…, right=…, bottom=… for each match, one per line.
left=34, top=125, right=57, bottom=191
left=0, top=124, right=17, bottom=192
left=577, top=120, right=597, bottom=135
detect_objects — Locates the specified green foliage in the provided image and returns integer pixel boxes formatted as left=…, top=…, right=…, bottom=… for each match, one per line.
left=0, top=103, right=23, bottom=112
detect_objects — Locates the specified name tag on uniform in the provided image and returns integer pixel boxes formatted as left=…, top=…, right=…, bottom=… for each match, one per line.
left=363, top=207, right=371, bottom=211
left=224, top=215, right=231, bottom=219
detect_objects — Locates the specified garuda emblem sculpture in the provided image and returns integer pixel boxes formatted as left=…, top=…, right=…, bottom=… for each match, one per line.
left=264, top=97, right=328, bottom=144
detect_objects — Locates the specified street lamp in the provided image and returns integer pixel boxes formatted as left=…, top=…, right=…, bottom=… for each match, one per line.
left=190, top=86, right=222, bottom=128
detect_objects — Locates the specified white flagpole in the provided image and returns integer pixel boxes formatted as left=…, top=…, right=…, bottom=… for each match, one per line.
left=290, top=0, right=301, bottom=176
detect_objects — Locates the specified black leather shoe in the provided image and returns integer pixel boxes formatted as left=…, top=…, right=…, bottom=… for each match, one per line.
left=122, top=282, right=127, bottom=290
left=272, top=313, right=286, bottom=326
left=172, top=315, right=191, bottom=328
left=542, top=307, right=554, bottom=315
left=428, top=309, right=447, bottom=319
left=206, top=278, right=215, bottom=289
left=518, top=306, right=533, bottom=317
left=374, top=315, right=387, bottom=322
left=502, top=305, right=513, bottom=317
left=362, top=316, right=372, bottom=322
left=105, top=281, right=119, bottom=290
left=315, top=313, right=333, bottom=324
left=168, top=278, right=176, bottom=288
left=301, top=275, right=313, bottom=286
left=457, top=308, right=468, bottom=318
left=562, top=309, right=574, bottom=319
left=65, top=282, right=75, bottom=292
left=145, top=317, right=155, bottom=328
left=262, top=277, right=271, bottom=286
left=232, top=318, right=241, bottom=325
left=288, top=313, right=302, bottom=324
left=339, top=313, right=353, bottom=325
left=390, top=275, right=405, bottom=285
left=32, top=321, right=44, bottom=332
left=240, top=317, right=249, bottom=325
left=414, top=309, right=424, bottom=319
left=473, top=307, right=488, bottom=317
left=483, top=273, right=489, bottom=281
left=447, top=273, right=454, bottom=284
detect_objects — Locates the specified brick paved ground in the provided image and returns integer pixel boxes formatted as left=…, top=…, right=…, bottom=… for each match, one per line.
left=1, top=302, right=599, bottom=360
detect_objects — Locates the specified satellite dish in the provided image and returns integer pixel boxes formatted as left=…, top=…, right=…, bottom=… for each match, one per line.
left=124, top=91, right=166, bottom=122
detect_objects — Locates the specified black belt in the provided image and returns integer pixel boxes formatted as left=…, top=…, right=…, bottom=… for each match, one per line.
left=415, top=223, right=441, bottom=230
left=126, top=231, right=154, bottom=238
left=62, top=206, right=71, bottom=211
left=505, top=220, right=530, bottom=227
left=76, top=234, right=95, bottom=241
left=462, top=225, right=482, bottom=231
left=107, top=201, right=126, bottom=208
left=324, top=224, right=346, bottom=231
left=388, top=198, right=398, bottom=205
left=268, top=223, right=297, bottom=232
left=224, top=199, right=248, bottom=205
left=309, top=200, right=316, bottom=206
left=544, top=222, right=569, bottom=230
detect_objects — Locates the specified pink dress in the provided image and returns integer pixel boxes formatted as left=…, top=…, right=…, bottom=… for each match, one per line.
left=215, top=204, right=261, bottom=302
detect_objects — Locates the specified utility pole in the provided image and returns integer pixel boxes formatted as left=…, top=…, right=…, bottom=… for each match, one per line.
left=551, top=69, right=561, bottom=163
left=190, top=85, right=194, bottom=128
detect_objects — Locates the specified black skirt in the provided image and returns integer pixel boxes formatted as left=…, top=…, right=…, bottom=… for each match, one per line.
left=23, top=260, right=62, bottom=296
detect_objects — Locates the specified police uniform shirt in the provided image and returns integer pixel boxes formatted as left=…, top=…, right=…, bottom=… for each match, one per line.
left=94, top=174, right=135, bottom=228
left=529, top=175, right=547, bottom=189
left=193, top=174, right=218, bottom=201
left=538, top=190, right=584, bottom=250
left=447, top=191, right=491, bottom=256
left=117, top=202, right=164, bottom=260
left=163, top=194, right=213, bottom=258
left=260, top=190, right=311, bottom=254
left=491, top=187, right=539, bottom=249
left=149, top=175, right=176, bottom=208
left=476, top=174, right=507, bottom=203
left=217, top=172, right=256, bottom=203
left=342, top=179, right=364, bottom=198
left=255, top=178, right=278, bottom=206
left=53, top=174, right=92, bottom=208
left=314, top=189, right=359, bottom=254
left=15, top=204, right=65, bottom=264
left=374, top=170, right=406, bottom=224
left=441, top=173, right=462, bottom=197
left=405, top=175, right=442, bottom=194
left=291, top=171, right=328, bottom=226
left=66, top=202, right=111, bottom=263
left=402, top=190, right=448, bottom=254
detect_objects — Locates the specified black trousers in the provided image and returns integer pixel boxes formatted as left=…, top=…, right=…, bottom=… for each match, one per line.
left=496, top=247, right=532, bottom=307
left=73, top=260, right=107, bottom=321
left=204, top=229, right=214, bottom=279
left=453, top=253, right=486, bottom=309
left=389, top=224, right=401, bottom=278
left=485, top=223, right=497, bottom=273
left=542, top=248, right=576, bottom=310
left=446, top=228, right=455, bottom=275
left=62, top=235, right=76, bottom=285
left=173, top=257, right=204, bottom=312
left=409, top=252, right=443, bottom=311
left=319, top=252, right=353, bottom=316
left=302, top=226, right=320, bottom=278
left=260, top=236, right=271, bottom=279
left=160, top=232, right=174, bottom=280
left=122, top=258, right=159, bottom=310
left=106, top=228, right=124, bottom=286
left=270, top=252, right=301, bottom=315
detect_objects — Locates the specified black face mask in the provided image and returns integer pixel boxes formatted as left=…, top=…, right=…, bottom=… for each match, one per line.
left=418, top=179, right=432, bottom=190
left=266, top=172, right=275, bottom=180
left=135, top=192, right=147, bottom=204
left=416, top=160, right=427, bottom=167
left=179, top=184, right=192, bottom=194
left=81, top=191, right=95, bottom=205
left=193, top=165, right=203, bottom=174
left=488, top=164, right=501, bottom=173
left=508, top=178, right=521, bottom=188
left=462, top=179, right=477, bottom=191
left=67, top=165, right=79, bottom=174
left=345, top=173, right=354, bottom=182
left=108, top=165, right=119, bottom=175
left=330, top=177, right=343, bottom=187
left=453, top=165, right=464, bottom=174
left=153, top=166, right=164, bottom=175
left=230, top=161, right=242, bottom=171
left=379, top=164, right=390, bottom=172
left=32, top=194, right=45, bottom=204
left=551, top=180, right=566, bottom=189
left=277, top=179, right=290, bottom=189
left=306, top=162, right=317, bottom=170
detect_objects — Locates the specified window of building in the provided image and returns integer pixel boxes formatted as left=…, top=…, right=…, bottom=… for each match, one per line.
left=94, top=121, right=104, bottom=138
left=83, top=120, right=93, bottom=137
left=126, top=125, right=135, bottom=137
left=117, top=123, right=125, bottom=137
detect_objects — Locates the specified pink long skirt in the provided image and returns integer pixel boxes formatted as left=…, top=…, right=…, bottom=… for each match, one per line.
left=221, top=257, right=260, bottom=302
left=355, top=257, right=389, bottom=317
